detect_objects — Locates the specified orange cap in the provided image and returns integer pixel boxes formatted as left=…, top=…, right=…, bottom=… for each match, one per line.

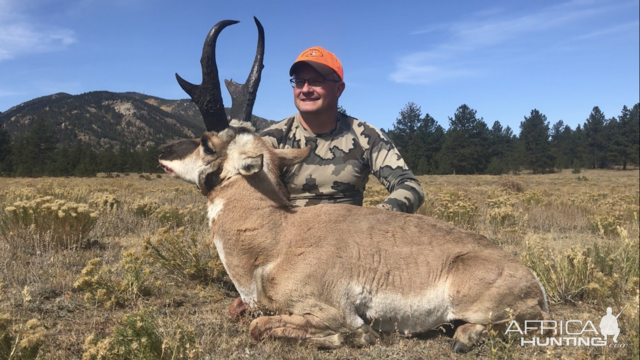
left=289, top=46, right=343, bottom=81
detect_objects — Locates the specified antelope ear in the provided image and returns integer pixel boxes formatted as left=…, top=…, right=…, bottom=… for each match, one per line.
left=274, top=146, right=311, bottom=169
left=239, top=154, right=263, bottom=175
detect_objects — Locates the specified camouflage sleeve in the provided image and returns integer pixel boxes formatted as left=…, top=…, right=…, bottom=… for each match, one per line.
left=259, top=116, right=295, bottom=149
left=365, top=126, right=425, bottom=214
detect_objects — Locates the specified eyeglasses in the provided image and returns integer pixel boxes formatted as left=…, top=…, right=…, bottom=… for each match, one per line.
left=290, top=77, right=340, bottom=89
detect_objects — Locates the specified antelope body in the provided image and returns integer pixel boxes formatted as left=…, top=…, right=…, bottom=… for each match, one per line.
left=161, top=18, right=549, bottom=351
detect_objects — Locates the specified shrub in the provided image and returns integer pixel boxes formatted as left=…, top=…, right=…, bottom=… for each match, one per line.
left=589, top=215, right=620, bottom=237
left=0, top=315, right=49, bottom=360
left=82, top=310, right=197, bottom=360
left=499, top=177, right=525, bottom=193
left=1, top=197, right=98, bottom=251
left=432, top=191, right=479, bottom=230
left=74, top=253, right=156, bottom=308
left=151, top=205, right=183, bottom=226
left=522, top=227, right=639, bottom=305
left=150, top=204, right=206, bottom=227
left=88, top=193, right=120, bottom=212
left=131, top=198, right=161, bottom=218
left=0, top=313, right=12, bottom=359
left=143, top=226, right=226, bottom=284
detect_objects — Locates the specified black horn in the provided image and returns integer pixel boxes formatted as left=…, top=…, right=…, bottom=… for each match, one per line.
left=175, top=17, right=265, bottom=132
left=225, top=17, right=265, bottom=124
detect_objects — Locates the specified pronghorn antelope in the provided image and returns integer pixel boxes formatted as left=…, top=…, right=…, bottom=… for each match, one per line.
left=160, top=18, right=550, bottom=352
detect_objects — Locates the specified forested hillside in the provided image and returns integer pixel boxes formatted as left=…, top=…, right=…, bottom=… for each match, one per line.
left=0, top=93, right=637, bottom=177
left=0, top=91, right=275, bottom=177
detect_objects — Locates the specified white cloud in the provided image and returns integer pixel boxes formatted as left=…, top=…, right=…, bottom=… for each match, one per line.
left=572, top=20, right=639, bottom=41
left=0, top=0, right=77, bottom=61
left=390, top=0, right=634, bottom=85
left=0, top=89, right=26, bottom=97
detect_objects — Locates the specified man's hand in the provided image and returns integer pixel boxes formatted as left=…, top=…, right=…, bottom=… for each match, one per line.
left=376, top=203, right=393, bottom=211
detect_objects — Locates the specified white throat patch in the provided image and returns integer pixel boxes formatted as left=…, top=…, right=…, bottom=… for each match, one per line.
left=207, top=199, right=225, bottom=226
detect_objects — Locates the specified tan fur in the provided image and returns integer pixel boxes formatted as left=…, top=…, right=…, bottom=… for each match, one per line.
left=159, top=122, right=550, bottom=350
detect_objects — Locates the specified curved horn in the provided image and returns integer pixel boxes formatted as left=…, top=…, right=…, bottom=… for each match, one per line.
left=176, top=19, right=239, bottom=132
left=224, top=16, right=265, bottom=124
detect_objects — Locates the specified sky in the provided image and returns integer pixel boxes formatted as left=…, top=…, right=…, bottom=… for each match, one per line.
left=0, top=0, right=638, bottom=133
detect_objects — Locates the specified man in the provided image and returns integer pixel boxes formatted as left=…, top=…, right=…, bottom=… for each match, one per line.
left=229, top=47, right=425, bottom=318
left=599, top=307, right=621, bottom=343
left=260, top=46, right=424, bottom=213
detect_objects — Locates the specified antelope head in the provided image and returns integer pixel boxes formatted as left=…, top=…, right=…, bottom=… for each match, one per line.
left=159, top=17, right=310, bottom=196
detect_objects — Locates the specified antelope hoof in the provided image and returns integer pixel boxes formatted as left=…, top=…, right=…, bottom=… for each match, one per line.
left=452, top=341, right=471, bottom=353
left=229, top=297, right=247, bottom=319
left=351, top=325, right=379, bottom=347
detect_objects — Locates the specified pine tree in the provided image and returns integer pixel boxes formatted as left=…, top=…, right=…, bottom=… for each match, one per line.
left=519, top=109, right=555, bottom=174
left=616, top=104, right=640, bottom=170
left=550, top=120, right=573, bottom=169
left=0, top=125, right=11, bottom=174
left=437, top=104, right=490, bottom=174
left=408, top=113, right=445, bottom=175
left=570, top=125, right=588, bottom=169
left=388, top=102, right=422, bottom=168
left=10, top=116, right=57, bottom=176
left=584, top=106, right=608, bottom=169
left=486, top=121, right=517, bottom=174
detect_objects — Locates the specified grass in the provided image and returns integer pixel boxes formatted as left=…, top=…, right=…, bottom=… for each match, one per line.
left=0, top=169, right=638, bottom=359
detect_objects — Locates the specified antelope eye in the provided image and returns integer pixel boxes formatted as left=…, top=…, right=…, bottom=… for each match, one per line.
left=202, top=143, right=215, bottom=155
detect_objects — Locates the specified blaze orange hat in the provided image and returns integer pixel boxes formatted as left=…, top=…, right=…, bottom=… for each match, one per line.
left=289, top=46, right=344, bottom=81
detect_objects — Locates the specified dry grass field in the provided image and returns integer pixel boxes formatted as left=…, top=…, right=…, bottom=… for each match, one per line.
left=0, top=169, right=638, bottom=359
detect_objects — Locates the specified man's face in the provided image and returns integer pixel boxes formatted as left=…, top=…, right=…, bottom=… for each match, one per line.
left=292, top=63, right=345, bottom=116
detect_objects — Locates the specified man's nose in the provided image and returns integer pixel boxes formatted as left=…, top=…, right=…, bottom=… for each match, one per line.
left=301, top=81, right=314, bottom=92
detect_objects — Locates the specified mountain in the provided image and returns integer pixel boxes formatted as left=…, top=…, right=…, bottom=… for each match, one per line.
left=0, top=91, right=276, bottom=151
left=122, top=92, right=276, bottom=131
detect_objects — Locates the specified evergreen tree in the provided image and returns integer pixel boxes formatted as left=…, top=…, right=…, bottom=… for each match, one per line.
left=570, top=125, right=588, bottom=169
left=0, top=125, right=11, bottom=174
left=388, top=102, right=423, bottom=171
left=10, top=116, right=57, bottom=176
left=140, top=145, right=162, bottom=173
left=550, top=120, right=573, bottom=169
left=74, top=146, right=98, bottom=177
left=602, top=117, right=620, bottom=168
left=519, top=109, right=555, bottom=174
left=408, top=113, right=445, bottom=175
left=584, top=106, right=608, bottom=169
left=99, top=147, right=119, bottom=174
left=616, top=104, right=640, bottom=170
left=437, top=104, right=490, bottom=174
left=47, top=147, right=73, bottom=176
left=486, top=121, right=517, bottom=174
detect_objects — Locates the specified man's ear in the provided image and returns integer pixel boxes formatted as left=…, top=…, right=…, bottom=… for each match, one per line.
left=336, top=81, right=345, bottom=98
left=239, top=154, right=263, bottom=175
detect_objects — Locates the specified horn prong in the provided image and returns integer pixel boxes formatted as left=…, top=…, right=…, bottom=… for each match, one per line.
left=227, top=16, right=265, bottom=124
left=175, top=73, right=198, bottom=98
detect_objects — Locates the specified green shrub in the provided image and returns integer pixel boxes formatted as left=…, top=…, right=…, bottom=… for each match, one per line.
left=82, top=310, right=197, bottom=360
left=74, top=253, right=156, bottom=308
left=1, top=197, right=98, bottom=251
left=143, top=227, right=226, bottom=285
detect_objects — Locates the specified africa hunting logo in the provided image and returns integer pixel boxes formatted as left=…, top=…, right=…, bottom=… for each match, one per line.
left=505, top=306, right=628, bottom=348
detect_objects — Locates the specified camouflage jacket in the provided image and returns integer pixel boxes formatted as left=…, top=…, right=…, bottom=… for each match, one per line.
left=260, top=113, right=425, bottom=213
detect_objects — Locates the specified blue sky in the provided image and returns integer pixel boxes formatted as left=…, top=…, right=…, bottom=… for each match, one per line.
left=0, top=0, right=638, bottom=133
